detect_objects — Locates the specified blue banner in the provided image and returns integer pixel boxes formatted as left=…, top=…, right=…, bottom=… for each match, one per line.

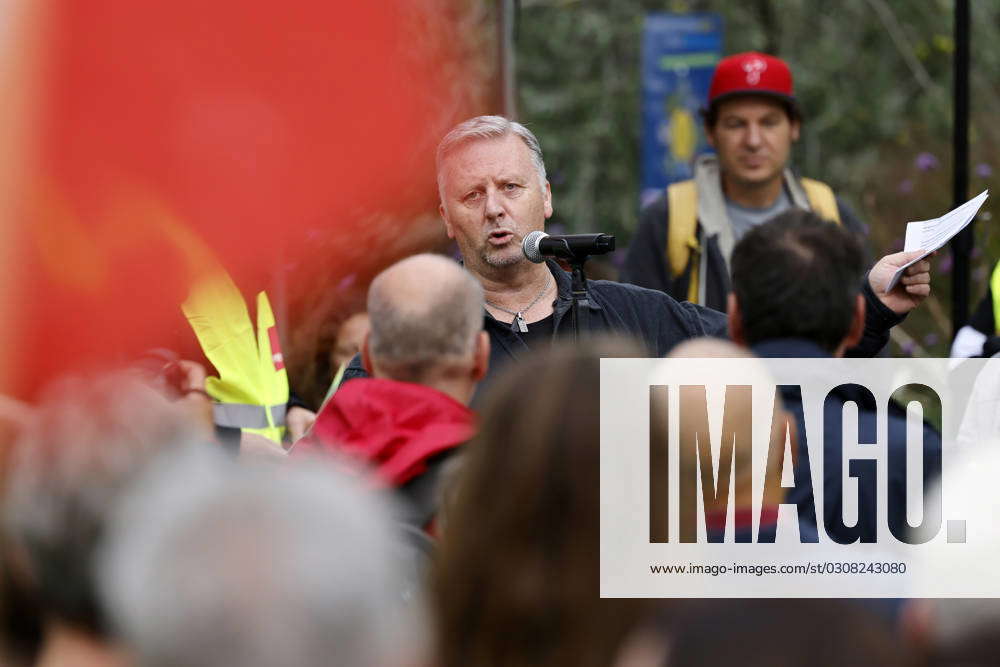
left=640, top=13, right=722, bottom=207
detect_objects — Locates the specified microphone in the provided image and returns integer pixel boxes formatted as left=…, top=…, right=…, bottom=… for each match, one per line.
left=522, top=231, right=615, bottom=263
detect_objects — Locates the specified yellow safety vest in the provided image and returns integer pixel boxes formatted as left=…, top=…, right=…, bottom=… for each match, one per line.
left=182, top=270, right=289, bottom=444
left=666, top=178, right=842, bottom=304
left=992, top=261, right=1000, bottom=335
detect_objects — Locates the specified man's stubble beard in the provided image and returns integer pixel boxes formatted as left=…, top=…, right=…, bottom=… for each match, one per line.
left=476, top=231, right=526, bottom=269
left=479, top=245, right=523, bottom=269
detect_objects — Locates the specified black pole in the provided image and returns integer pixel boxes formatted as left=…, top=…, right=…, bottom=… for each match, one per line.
left=951, top=0, right=971, bottom=339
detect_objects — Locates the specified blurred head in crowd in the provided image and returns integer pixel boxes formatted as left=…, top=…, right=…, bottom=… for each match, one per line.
left=433, top=338, right=652, bottom=667
left=364, top=253, right=488, bottom=404
left=0, top=396, right=38, bottom=667
left=662, top=338, right=808, bottom=547
left=101, top=448, right=423, bottom=667
left=435, top=115, right=552, bottom=275
left=0, top=395, right=30, bottom=450
left=330, top=311, right=369, bottom=370
left=658, top=599, right=912, bottom=667
left=0, top=559, right=41, bottom=667
left=0, top=394, right=31, bottom=515
left=906, top=598, right=1000, bottom=667
left=902, top=446, right=1000, bottom=666
left=1, top=373, right=206, bottom=666
left=667, top=338, right=758, bottom=514
left=669, top=336, right=750, bottom=360
left=729, top=208, right=866, bottom=355
left=703, top=52, right=801, bottom=199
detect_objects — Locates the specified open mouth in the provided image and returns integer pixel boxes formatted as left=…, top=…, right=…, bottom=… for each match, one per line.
left=488, top=229, right=515, bottom=245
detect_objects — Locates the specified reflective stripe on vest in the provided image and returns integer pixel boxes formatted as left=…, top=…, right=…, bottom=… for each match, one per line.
left=212, top=403, right=288, bottom=430
left=992, top=261, right=1000, bottom=335
left=183, top=270, right=290, bottom=444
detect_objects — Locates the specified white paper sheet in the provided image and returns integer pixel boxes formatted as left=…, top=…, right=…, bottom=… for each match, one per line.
left=886, top=189, right=989, bottom=291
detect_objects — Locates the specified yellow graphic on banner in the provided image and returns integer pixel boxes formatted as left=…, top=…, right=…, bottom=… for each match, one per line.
left=669, top=107, right=697, bottom=163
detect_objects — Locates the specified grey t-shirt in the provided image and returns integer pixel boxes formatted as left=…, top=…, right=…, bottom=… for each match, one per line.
left=726, top=188, right=792, bottom=241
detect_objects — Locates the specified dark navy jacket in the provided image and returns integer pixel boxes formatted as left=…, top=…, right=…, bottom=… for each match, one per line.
left=342, top=261, right=901, bottom=395
left=752, top=338, right=943, bottom=545
left=480, top=260, right=728, bottom=377
left=344, top=260, right=727, bottom=391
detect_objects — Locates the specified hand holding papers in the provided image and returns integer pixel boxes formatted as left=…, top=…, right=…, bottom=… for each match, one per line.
left=886, top=190, right=989, bottom=291
left=868, top=250, right=933, bottom=315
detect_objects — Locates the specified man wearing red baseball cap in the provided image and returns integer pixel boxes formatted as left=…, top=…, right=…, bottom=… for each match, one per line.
left=622, top=52, right=866, bottom=311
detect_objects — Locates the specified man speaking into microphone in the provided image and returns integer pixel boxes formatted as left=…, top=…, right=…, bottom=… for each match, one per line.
left=429, top=115, right=731, bottom=380
left=342, top=115, right=931, bottom=387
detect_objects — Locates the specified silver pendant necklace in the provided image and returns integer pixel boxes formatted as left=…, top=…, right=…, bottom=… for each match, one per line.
left=485, top=276, right=552, bottom=333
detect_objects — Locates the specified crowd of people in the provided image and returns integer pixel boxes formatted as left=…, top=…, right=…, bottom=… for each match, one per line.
left=1, top=51, right=997, bottom=666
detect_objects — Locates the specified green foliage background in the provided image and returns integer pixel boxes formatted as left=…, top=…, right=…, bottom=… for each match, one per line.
left=515, top=0, right=1000, bottom=356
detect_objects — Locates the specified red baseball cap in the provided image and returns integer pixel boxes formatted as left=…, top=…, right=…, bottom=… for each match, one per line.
left=708, top=52, right=796, bottom=108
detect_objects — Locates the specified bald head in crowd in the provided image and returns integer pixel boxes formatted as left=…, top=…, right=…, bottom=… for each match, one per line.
left=363, top=253, right=489, bottom=404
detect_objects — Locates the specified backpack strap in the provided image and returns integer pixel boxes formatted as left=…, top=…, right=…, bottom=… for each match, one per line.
left=666, top=179, right=701, bottom=302
left=667, top=176, right=839, bottom=305
left=800, top=178, right=842, bottom=225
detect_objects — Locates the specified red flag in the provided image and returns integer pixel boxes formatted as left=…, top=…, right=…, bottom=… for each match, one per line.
left=7, top=0, right=487, bottom=399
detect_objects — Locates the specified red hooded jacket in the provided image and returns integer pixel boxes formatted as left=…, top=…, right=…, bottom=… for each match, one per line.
left=292, top=377, right=475, bottom=486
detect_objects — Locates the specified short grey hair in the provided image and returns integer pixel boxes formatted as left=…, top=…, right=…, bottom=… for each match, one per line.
left=367, top=254, right=483, bottom=381
left=436, top=115, right=547, bottom=192
left=100, top=448, right=423, bottom=667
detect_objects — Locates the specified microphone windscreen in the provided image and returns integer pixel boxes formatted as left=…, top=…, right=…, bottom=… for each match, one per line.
left=522, top=230, right=548, bottom=263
